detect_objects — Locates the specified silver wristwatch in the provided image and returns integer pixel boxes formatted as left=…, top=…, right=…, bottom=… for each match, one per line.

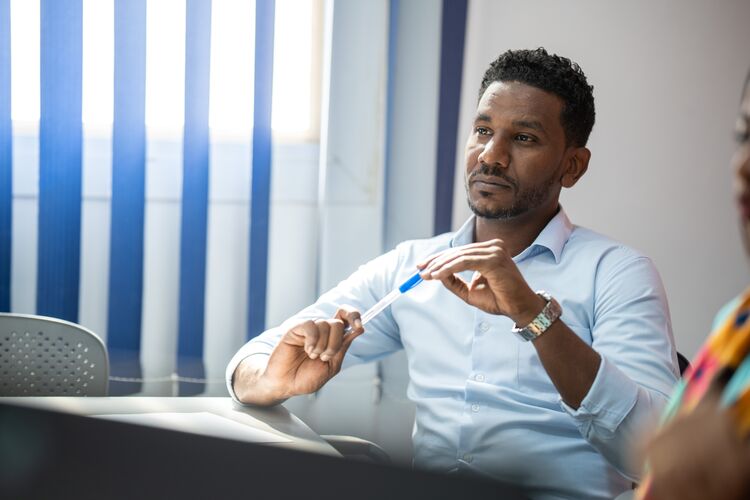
left=511, top=290, right=562, bottom=342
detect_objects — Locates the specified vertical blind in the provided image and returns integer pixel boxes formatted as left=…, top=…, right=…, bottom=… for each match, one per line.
left=5, top=0, right=277, bottom=395
left=0, top=0, right=11, bottom=312
left=1, top=0, right=467, bottom=396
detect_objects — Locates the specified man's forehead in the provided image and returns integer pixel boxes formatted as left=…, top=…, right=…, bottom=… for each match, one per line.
left=476, top=81, right=563, bottom=123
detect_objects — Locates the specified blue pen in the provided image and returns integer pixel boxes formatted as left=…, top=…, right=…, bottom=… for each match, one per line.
left=345, top=270, right=423, bottom=331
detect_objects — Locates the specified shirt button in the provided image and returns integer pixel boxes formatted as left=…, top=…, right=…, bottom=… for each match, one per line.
left=462, top=453, right=473, bottom=463
left=478, top=322, right=489, bottom=333
left=471, top=403, right=480, bottom=412
left=475, top=374, right=485, bottom=382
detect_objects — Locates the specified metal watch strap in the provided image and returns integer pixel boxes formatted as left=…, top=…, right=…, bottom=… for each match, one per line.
left=511, top=290, right=562, bottom=342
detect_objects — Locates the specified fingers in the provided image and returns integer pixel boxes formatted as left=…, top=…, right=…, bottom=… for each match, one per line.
left=416, top=250, right=443, bottom=270
left=418, top=240, right=509, bottom=280
left=285, top=320, right=320, bottom=353
left=423, top=248, right=501, bottom=280
left=311, top=319, right=349, bottom=362
left=335, top=305, right=364, bottom=336
left=417, top=239, right=506, bottom=268
left=287, top=311, right=363, bottom=363
left=335, top=305, right=365, bottom=351
left=309, top=320, right=330, bottom=360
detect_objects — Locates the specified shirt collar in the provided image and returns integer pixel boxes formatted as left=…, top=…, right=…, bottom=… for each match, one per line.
left=450, top=215, right=476, bottom=248
left=449, top=206, right=573, bottom=264
left=524, top=206, right=573, bottom=263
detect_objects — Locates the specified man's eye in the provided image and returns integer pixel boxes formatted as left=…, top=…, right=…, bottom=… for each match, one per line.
left=475, top=127, right=491, bottom=136
left=515, top=134, right=535, bottom=142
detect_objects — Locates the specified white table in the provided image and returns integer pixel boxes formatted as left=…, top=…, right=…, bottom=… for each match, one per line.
left=0, top=396, right=340, bottom=457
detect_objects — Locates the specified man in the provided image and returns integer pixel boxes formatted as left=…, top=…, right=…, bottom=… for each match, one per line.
left=227, top=48, right=678, bottom=500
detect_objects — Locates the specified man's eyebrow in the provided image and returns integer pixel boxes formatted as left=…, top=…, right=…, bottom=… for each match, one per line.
left=472, top=115, right=548, bottom=133
left=513, top=119, right=546, bottom=132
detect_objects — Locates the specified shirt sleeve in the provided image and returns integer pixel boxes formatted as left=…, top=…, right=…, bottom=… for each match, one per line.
left=225, top=246, right=410, bottom=403
left=559, top=254, right=679, bottom=481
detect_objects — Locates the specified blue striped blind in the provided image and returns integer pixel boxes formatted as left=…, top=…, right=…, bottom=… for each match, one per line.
left=433, top=0, right=467, bottom=235
left=0, top=0, right=11, bottom=312
left=247, top=0, right=275, bottom=340
left=177, top=0, right=212, bottom=395
left=108, top=0, right=147, bottom=395
left=37, top=0, right=83, bottom=321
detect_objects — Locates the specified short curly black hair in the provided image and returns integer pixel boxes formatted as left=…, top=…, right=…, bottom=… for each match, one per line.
left=479, top=48, right=595, bottom=147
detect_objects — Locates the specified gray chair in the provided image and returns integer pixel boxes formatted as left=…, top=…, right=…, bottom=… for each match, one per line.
left=677, top=351, right=691, bottom=376
left=0, top=313, right=109, bottom=396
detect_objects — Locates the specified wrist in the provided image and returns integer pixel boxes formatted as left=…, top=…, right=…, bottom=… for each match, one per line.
left=507, top=291, right=547, bottom=326
left=257, top=377, right=292, bottom=405
left=510, top=290, right=563, bottom=342
left=235, top=356, right=288, bottom=406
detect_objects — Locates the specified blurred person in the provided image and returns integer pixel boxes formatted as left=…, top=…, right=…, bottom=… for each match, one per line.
left=637, top=71, right=750, bottom=500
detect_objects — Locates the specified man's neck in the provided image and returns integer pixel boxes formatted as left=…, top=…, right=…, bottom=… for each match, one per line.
left=473, top=205, right=560, bottom=258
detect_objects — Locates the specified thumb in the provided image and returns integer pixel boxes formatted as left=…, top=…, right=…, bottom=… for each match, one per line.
left=333, top=327, right=366, bottom=367
left=342, top=326, right=365, bottom=349
left=440, top=274, right=470, bottom=303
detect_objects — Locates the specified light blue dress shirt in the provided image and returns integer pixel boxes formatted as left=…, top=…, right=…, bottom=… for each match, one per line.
left=227, top=207, right=679, bottom=500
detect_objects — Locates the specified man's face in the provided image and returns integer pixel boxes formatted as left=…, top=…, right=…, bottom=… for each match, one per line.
left=464, top=81, right=570, bottom=220
left=733, top=85, right=750, bottom=252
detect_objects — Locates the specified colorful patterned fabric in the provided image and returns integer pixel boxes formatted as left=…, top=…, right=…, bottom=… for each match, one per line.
left=638, top=290, right=750, bottom=498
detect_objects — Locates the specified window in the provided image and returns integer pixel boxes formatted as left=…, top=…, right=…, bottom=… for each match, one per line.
left=11, top=0, right=323, bottom=142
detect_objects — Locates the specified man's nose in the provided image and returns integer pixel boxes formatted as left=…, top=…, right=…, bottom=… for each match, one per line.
left=477, top=136, right=510, bottom=168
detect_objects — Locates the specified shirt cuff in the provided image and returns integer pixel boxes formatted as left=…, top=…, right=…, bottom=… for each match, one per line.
left=225, top=342, right=274, bottom=404
left=559, top=355, right=639, bottom=439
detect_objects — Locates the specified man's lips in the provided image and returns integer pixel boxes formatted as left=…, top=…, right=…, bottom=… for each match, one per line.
left=470, top=176, right=514, bottom=190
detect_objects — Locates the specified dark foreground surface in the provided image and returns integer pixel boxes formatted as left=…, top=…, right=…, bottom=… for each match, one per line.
left=0, top=401, right=527, bottom=500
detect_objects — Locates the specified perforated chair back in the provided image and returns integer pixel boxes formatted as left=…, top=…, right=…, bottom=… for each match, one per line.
left=0, top=313, right=109, bottom=396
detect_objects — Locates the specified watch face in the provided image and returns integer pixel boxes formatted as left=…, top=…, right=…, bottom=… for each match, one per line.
left=511, top=292, right=562, bottom=341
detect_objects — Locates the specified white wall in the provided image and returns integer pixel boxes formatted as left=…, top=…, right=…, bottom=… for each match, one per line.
left=454, top=0, right=750, bottom=357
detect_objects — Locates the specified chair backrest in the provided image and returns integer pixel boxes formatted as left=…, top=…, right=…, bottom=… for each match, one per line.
left=677, top=351, right=691, bottom=376
left=0, top=313, right=109, bottom=396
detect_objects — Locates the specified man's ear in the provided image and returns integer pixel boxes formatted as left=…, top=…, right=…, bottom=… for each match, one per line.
left=560, top=147, right=591, bottom=188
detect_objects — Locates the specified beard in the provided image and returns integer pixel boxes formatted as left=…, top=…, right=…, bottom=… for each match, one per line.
left=465, top=163, right=557, bottom=220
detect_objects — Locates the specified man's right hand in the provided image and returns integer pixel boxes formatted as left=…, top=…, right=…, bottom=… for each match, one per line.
left=233, top=306, right=364, bottom=406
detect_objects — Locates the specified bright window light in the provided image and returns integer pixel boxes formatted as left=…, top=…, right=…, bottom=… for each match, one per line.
left=82, top=0, right=114, bottom=132
left=209, top=0, right=255, bottom=139
left=272, top=0, right=316, bottom=138
left=145, top=0, right=186, bottom=136
left=10, top=0, right=40, bottom=124
left=8, top=0, right=321, bottom=141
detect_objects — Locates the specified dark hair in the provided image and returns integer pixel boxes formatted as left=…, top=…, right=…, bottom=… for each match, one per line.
left=479, top=48, right=595, bottom=147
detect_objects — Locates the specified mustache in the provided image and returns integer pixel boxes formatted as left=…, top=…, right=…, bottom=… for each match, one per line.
left=468, top=163, right=518, bottom=190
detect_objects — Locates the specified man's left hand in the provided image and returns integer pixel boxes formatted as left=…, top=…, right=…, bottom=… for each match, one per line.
left=418, top=239, right=544, bottom=325
left=419, top=238, right=601, bottom=410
